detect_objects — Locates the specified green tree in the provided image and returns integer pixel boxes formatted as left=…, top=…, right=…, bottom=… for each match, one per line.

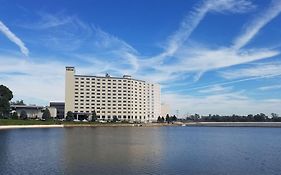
left=157, top=116, right=165, bottom=123
left=191, top=114, right=200, bottom=121
left=66, top=111, right=74, bottom=121
left=271, top=113, right=281, bottom=122
left=271, top=113, right=279, bottom=118
left=113, top=116, right=118, bottom=122
left=254, top=113, right=267, bottom=122
left=11, top=112, right=18, bottom=119
left=165, top=114, right=170, bottom=123
left=157, top=116, right=162, bottom=122
left=171, top=115, right=177, bottom=122
left=0, top=85, right=13, bottom=118
left=20, top=110, right=28, bottom=120
left=91, top=110, right=97, bottom=122
left=42, top=108, right=51, bottom=120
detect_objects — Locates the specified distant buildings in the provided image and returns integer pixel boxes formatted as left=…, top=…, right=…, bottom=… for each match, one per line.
left=11, top=105, right=44, bottom=119
left=10, top=105, right=57, bottom=119
left=161, top=103, right=170, bottom=117
left=65, top=67, right=161, bottom=122
left=50, top=102, right=65, bottom=119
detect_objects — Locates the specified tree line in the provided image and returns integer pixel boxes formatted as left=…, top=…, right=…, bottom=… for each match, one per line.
left=0, top=85, right=52, bottom=120
left=186, top=113, right=281, bottom=122
left=157, top=114, right=178, bottom=123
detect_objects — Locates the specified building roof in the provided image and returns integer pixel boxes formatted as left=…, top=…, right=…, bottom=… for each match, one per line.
left=11, top=105, right=44, bottom=110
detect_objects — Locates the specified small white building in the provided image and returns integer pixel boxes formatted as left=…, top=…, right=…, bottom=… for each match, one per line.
left=11, top=105, right=44, bottom=119
left=11, top=105, right=57, bottom=119
left=47, top=107, right=57, bottom=118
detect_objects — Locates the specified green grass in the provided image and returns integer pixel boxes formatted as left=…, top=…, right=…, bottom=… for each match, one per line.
left=0, top=119, right=132, bottom=126
left=0, top=119, right=60, bottom=125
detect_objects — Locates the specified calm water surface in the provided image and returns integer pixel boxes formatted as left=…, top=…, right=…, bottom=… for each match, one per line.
left=0, top=127, right=281, bottom=175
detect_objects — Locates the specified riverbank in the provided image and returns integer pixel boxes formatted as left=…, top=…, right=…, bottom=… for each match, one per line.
left=0, top=123, right=169, bottom=130
left=184, top=122, right=281, bottom=127
left=2, top=119, right=281, bottom=130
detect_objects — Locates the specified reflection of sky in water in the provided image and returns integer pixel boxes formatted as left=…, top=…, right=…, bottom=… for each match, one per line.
left=1, top=127, right=281, bottom=175
left=0, top=128, right=65, bottom=174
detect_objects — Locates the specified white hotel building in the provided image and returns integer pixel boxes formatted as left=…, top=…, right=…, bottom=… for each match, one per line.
left=65, top=67, right=161, bottom=122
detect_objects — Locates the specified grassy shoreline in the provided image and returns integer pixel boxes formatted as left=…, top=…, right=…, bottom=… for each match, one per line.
left=1, top=119, right=281, bottom=129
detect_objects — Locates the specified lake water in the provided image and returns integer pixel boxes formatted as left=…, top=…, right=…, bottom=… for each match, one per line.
left=0, top=126, right=281, bottom=175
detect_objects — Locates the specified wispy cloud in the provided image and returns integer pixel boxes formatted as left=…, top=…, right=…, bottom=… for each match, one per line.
left=140, top=0, right=267, bottom=83
left=0, top=55, right=65, bottom=105
left=19, top=13, right=92, bottom=52
left=198, top=85, right=232, bottom=94
left=155, top=47, right=279, bottom=74
left=0, top=20, right=29, bottom=56
left=162, top=92, right=281, bottom=116
left=232, top=0, right=281, bottom=50
left=158, top=0, right=255, bottom=59
left=220, top=62, right=281, bottom=80
left=258, top=84, right=281, bottom=91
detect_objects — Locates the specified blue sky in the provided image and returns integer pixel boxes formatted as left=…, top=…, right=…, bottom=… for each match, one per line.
left=1, top=0, right=281, bottom=117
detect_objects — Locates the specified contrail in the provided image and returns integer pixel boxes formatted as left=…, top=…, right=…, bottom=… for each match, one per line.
left=0, top=20, right=29, bottom=56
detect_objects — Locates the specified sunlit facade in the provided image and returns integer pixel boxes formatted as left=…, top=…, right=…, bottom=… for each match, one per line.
left=65, top=67, right=161, bottom=122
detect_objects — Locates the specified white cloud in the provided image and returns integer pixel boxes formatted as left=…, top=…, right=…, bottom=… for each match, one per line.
left=140, top=0, right=275, bottom=83
left=0, top=56, right=65, bottom=105
left=258, top=84, right=281, bottom=91
left=151, top=47, right=279, bottom=80
left=0, top=20, right=29, bottom=56
left=232, top=0, right=281, bottom=50
left=198, top=85, right=232, bottom=94
left=19, top=14, right=93, bottom=52
left=220, top=62, right=281, bottom=80
left=158, top=0, right=255, bottom=59
left=162, top=92, right=281, bottom=117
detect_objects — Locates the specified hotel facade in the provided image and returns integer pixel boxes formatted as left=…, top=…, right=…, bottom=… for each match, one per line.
left=65, top=67, right=161, bottom=122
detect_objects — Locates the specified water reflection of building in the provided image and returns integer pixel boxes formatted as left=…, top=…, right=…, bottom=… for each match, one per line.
left=65, top=67, right=161, bottom=122
left=62, top=127, right=165, bottom=174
